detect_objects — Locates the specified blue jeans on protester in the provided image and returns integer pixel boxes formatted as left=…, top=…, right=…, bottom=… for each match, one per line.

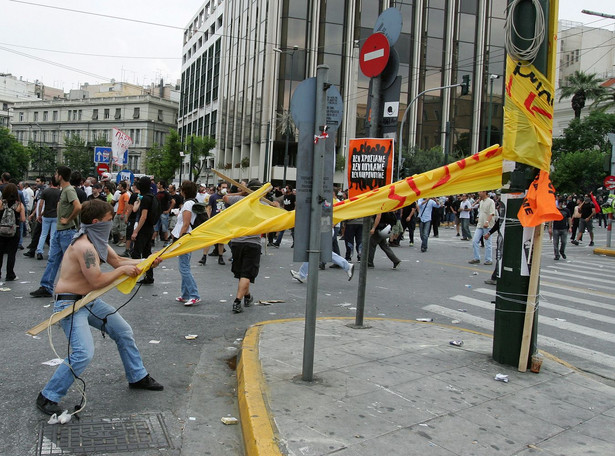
left=178, top=252, right=200, bottom=300
left=41, top=298, right=148, bottom=403
left=298, top=252, right=350, bottom=279
left=40, top=228, right=76, bottom=293
left=472, top=227, right=492, bottom=262
left=36, top=216, right=57, bottom=255
left=419, top=220, right=431, bottom=251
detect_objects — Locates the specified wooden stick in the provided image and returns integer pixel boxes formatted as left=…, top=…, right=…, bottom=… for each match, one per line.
left=518, top=224, right=544, bottom=372
left=211, top=169, right=277, bottom=207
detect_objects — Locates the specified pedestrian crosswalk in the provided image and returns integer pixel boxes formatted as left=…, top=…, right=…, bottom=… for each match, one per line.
left=423, top=255, right=615, bottom=379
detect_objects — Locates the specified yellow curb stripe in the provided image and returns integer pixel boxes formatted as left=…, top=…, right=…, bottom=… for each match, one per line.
left=237, top=324, right=283, bottom=456
left=237, top=316, right=581, bottom=455
left=593, top=247, right=615, bottom=257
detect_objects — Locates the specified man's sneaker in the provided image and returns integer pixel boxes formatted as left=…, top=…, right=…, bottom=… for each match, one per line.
left=484, top=260, right=493, bottom=265
left=484, top=279, right=497, bottom=285
left=554, top=256, right=560, bottom=260
left=347, top=263, right=354, bottom=281
left=589, top=242, right=594, bottom=246
left=30, top=286, right=52, bottom=298
left=232, top=300, right=243, bottom=313
left=129, top=374, right=164, bottom=391
left=184, top=298, right=201, bottom=306
left=198, top=255, right=207, bottom=264
left=561, top=253, right=567, bottom=259
left=571, top=240, right=579, bottom=245
left=36, top=392, right=64, bottom=416
left=290, top=270, right=304, bottom=283
left=468, top=259, right=480, bottom=264
left=393, top=261, right=401, bottom=269
left=244, top=295, right=254, bottom=307
left=36, top=253, right=44, bottom=260
left=23, top=251, right=35, bottom=258
left=218, top=256, right=225, bottom=265
left=175, top=297, right=187, bottom=303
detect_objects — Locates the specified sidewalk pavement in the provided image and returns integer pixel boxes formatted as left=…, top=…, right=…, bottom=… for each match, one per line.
left=237, top=318, right=615, bottom=456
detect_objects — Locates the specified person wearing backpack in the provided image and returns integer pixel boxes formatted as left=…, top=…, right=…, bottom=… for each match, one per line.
left=170, top=181, right=201, bottom=306
left=130, top=176, right=160, bottom=285
left=0, top=183, right=26, bottom=281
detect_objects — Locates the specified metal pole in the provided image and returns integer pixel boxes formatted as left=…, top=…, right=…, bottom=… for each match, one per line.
left=302, top=65, right=329, bottom=382
left=397, top=83, right=462, bottom=181
left=189, top=136, right=194, bottom=182
left=354, top=75, right=382, bottom=328
left=263, top=122, right=271, bottom=183
left=487, top=75, right=500, bottom=146
left=282, top=46, right=298, bottom=186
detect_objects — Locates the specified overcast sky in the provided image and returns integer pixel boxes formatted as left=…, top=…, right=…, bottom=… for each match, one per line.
left=0, top=0, right=613, bottom=92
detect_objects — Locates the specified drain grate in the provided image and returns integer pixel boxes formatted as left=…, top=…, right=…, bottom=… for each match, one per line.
left=38, top=413, right=171, bottom=455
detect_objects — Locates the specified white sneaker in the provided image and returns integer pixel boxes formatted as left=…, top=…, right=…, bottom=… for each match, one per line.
left=290, top=270, right=304, bottom=283
left=347, top=263, right=354, bottom=281
left=184, top=298, right=201, bottom=306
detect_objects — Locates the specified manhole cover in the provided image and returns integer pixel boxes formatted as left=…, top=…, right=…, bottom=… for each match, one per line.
left=37, top=413, right=171, bottom=455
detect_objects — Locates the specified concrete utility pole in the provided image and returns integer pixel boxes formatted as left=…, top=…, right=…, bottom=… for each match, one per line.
left=492, top=0, right=553, bottom=371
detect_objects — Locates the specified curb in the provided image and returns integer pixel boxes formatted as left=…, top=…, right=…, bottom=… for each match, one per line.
left=236, top=317, right=576, bottom=456
left=593, top=247, right=615, bottom=257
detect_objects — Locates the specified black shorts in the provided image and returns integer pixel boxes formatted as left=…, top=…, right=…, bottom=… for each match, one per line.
left=230, top=243, right=261, bottom=283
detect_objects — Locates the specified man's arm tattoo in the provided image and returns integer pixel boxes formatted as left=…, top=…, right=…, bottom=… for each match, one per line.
left=84, top=249, right=97, bottom=269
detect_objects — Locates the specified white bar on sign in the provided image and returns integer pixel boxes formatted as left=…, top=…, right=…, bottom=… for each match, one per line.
left=364, top=48, right=385, bottom=62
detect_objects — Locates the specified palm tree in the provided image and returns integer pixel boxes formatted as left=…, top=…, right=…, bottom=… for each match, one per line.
left=559, top=71, right=606, bottom=118
left=591, top=86, right=615, bottom=113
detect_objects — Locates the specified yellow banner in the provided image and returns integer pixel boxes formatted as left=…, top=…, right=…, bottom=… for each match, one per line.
left=502, top=56, right=554, bottom=171
left=117, top=145, right=503, bottom=293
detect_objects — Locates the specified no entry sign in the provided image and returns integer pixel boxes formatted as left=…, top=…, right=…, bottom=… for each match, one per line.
left=604, top=175, right=615, bottom=191
left=360, top=33, right=390, bottom=78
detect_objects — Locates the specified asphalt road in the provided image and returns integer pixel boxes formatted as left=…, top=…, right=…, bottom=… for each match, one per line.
left=1, top=224, right=613, bottom=455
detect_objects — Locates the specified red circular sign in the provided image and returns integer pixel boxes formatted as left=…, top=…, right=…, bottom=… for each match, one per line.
left=604, top=175, right=615, bottom=190
left=360, top=33, right=390, bottom=78
left=96, top=163, right=110, bottom=175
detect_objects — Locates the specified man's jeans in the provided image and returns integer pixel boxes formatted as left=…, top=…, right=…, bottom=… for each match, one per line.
left=41, top=298, right=147, bottom=403
left=460, top=217, right=471, bottom=239
left=472, top=227, right=492, bottom=262
left=553, top=228, right=567, bottom=258
left=36, top=216, right=57, bottom=254
left=419, top=221, right=431, bottom=251
left=298, top=252, right=350, bottom=279
left=40, top=228, right=76, bottom=293
left=178, top=252, right=200, bottom=300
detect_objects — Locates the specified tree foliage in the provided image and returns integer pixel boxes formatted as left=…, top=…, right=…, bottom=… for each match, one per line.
left=62, top=134, right=93, bottom=175
left=144, top=130, right=185, bottom=182
left=552, top=111, right=615, bottom=156
left=551, top=149, right=606, bottom=194
left=186, top=134, right=216, bottom=181
left=400, top=146, right=448, bottom=177
left=558, top=71, right=606, bottom=119
left=0, top=128, right=30, bottom=180
left=26, top=142, right=57, bottom=178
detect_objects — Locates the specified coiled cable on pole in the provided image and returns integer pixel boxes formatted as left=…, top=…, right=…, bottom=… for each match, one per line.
left=504, top=0, right=546, bottom=64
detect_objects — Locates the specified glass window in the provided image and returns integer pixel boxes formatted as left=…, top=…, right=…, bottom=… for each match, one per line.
left=115, top=108, right=121, bottom=119
left=133, top=107, right=140, bottom=119
left=460, top=0, right=478, bottom=14
left=425, top=37, right=443, bottom=67
left=92, top=109, right=98, bottom=120
left=427, top=8, right=445, bottom=38
left=33, top=112, right=39, bottom=121
left=325, top=0, right=345, bottom=24
left=459, top=14, right=476, bottom=43
left=53, top=110, right=58, bottom=121
left=104, top=109, right=110, bottom=119
left=323, top=23, right=344, bottom=54
left=287, top=0, right=307, bottom=19
left=19, top=112, right=23, bottom=121
left=43, top=111, right=48, bottom=121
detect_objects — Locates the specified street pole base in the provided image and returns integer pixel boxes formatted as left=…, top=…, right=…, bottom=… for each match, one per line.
left=346, top=323, right=373, bottom=330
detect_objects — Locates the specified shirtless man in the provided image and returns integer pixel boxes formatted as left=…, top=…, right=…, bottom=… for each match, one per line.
left=36, top=199, right=163, bottom=416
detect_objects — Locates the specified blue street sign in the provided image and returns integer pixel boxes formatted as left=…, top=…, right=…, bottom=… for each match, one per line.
left=94, top=146, right=111, bottom=164
left=116, top=169, right=135, bottom=185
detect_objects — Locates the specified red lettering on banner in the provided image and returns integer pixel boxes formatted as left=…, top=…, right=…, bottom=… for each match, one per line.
left=506, top=75, right=513, bottom=97
left=471, top=154, right=480, bottom=161
left=387, top=185, right=406, bottom=209
left=485, top=147, right=499, bottom=158
left=524, top=92, right=553, bottom=119
left=405, top=177, right=421, bottom=196
left=432, top=166, right=451, bottom=189
left=456, top=158, right=467, bottom=169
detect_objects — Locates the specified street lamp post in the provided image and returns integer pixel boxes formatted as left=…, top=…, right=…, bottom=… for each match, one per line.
left=273, top=45, right=299, bottom=186
left=397, top=83, right=463, bottom=181
left=34, top=122, right=43, bottom=177
left=486, top=74, right=500, bottom=147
